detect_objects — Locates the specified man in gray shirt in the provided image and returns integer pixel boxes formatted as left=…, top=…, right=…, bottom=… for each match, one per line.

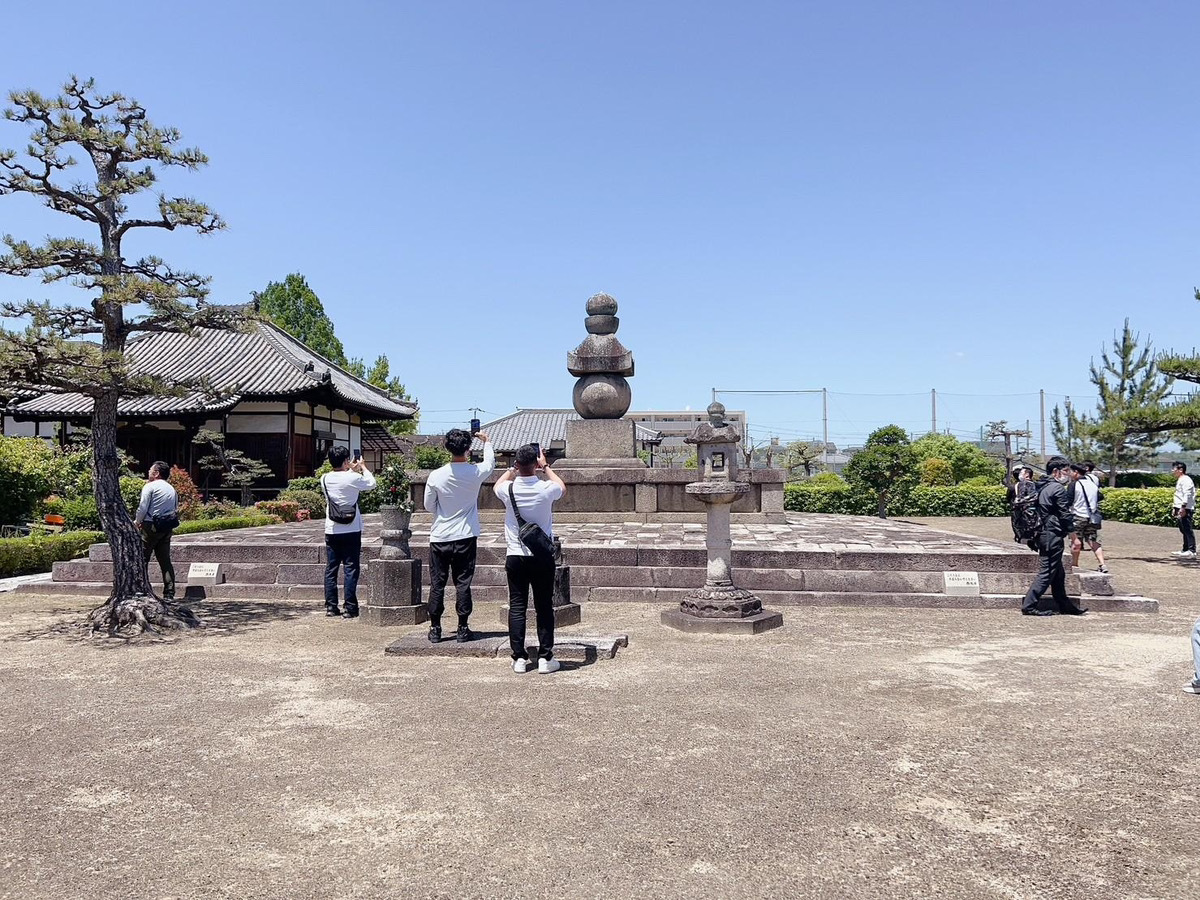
left=134, top=461, right=179, bottom=600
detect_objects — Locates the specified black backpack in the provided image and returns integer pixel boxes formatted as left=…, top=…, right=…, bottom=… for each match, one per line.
left=1012, top=482, right=1043, bottom=542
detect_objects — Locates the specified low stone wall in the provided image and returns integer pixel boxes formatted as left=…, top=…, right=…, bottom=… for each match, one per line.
left=406, top=467, right=785, bottom=516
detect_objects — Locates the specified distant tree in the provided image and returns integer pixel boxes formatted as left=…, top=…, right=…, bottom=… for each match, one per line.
left=1052, top=319, right=1171, bottom=485
left=0, top=77, right=243, bottom=633
left=346, top=353, right=417, bottom=434
left=657, top=444, right=684, bottom=468
left=192, top=429, right=273, bottom=506
left=843, top=425, right=918, bottom=518
left=781, top=440, right=823, bottom=481
left=255, top=273, right=347, bottom=366
left=910, top=433, right=1003, bottom=483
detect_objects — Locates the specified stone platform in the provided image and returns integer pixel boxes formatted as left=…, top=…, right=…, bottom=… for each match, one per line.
left=21, top=513, right=1159, bottom=613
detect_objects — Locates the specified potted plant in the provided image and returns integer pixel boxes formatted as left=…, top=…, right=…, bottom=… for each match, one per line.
left=376, top=453, right=414, bottom=539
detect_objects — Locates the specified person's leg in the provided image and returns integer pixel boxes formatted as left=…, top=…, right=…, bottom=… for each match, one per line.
left=530, top=557, right=556, bottom=660
left=1070, top=529, right=1082, bottom=567
left=1184, top=510, right=1196, bottom=553
left=154, top=529, right=175, bottom=600
left=450, top=537, right=478, bottom=627
left=1049, top=536, right=1085, bottom=614
left=323, top=536, right=341, bottom=613
left=1022, top=537, right=1053, bottom=613
left=506, top=556, right=531, bottom=661
left=426, top=541, right=451, bottom=629
left=341, top=530, right=361, bottom=616
left=1090, top=533, right=1106, bottom=570
left=1190, top=618, right=1200, bottom=690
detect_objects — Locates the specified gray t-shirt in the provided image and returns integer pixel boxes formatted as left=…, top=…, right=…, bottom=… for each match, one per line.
left=135, top=479, right=178, bottom=525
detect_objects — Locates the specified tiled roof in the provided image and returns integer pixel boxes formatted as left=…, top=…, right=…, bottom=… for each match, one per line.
left=472, top=409, right=662, bottom=453
left=9, top=320, right=418, bottom=420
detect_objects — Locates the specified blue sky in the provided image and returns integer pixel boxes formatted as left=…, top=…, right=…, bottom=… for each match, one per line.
left=1, top=1, right=1197, bottom=447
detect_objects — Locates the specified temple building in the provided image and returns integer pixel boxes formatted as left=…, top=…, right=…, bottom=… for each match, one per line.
left=2, top=321, right=416, bottom=490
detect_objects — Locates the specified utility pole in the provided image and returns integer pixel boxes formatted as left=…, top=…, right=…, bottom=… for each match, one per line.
left=822, top=387, right=829, bottom=468
left=1065, top=395, right=1072, bottom=451
left=931, top=388, right=937, bottom=435
left=988, top=421, right=1032, bottom=484
left=1039, top=389, right=1046, bottom=456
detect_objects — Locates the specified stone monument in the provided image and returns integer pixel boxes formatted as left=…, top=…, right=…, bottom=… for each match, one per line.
left=661, top=402, right=784, bottom=634
left=560, top=293, right=644, bottom=468
left=361, top=510, right=426, bottom=626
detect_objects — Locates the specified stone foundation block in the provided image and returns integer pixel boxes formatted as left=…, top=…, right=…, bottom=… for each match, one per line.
left=660, top=607, right=784, bottom=635
left=563, top=419, right=639, bottom=463
left=361, top=605, right=428, bottom=626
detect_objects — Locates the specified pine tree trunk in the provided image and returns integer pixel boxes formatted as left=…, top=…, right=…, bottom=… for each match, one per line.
left=86, top=387, right=200, bottom=635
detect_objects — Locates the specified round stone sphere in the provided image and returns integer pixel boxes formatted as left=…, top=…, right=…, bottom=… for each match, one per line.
left=585, top=293, right=618, bottom=317
left=573, top=374, right=632, bottom=418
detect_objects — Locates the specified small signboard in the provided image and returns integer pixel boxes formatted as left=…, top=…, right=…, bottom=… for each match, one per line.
left=943, top=571, right=980, bottom=596
left=187, top=562, right=225, bottom=586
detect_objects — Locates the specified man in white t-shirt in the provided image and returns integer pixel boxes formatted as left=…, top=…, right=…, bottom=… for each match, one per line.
left=1068, top=464, right=1107, bottom=573
left=321, top=446, right=376, bottom=618
left=494, top=443, right=566, bottom=674
left=422, top=428, right=495, bottom=642
left=1171, top=461, right=1196, bottom=558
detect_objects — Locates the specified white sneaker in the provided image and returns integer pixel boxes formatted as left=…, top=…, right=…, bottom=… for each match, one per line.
left=1180, top=551, right=1197, bottom=559
left=512, top=657, right=529, bottom=674
left=537, top=657, right=561, bottom=674
left=1184, top=681, right=1200, bottom=695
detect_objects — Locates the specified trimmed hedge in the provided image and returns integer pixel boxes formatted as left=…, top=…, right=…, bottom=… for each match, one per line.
left=0, top=531, right=104, bottom=579
left=785, top=483, right=1176, bottom=525
left=174, top=514, right=281, bottom=535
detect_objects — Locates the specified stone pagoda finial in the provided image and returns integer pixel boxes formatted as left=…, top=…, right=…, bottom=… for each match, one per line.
left=567, top=293, right=634, bottom=419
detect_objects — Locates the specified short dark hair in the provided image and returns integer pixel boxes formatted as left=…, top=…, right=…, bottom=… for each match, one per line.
left=151, top=460, right=171, bottom=480
left=515, top=444, right=539, bottom=468
left=1070, top=463, right=1088, bottom=475
left=444, top=429, right=472, bottom=457
left=1174, top=461, right=1188, bottom=474
left=1020, top=467, right=1034, bottom=478
left=1083, top=460, right=1096, bottom=472
left=328, top=446, right=350, bottom=468
left=1046, top=455, right=1071, bottom=474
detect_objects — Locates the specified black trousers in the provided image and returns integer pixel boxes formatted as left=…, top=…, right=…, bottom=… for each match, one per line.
left=1177, top=508, right=1196, bottom=552
left=141, top=525, right=175, bottom=600
left=428, top=537, right=478, bottom=624
left=1022, top=533, right=1084, bottom=614
left=505, top=554, right=556, bottom=661
left=324, top=531, right=362, bottom=613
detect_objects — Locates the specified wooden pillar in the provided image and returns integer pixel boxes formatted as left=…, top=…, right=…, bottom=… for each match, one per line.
left=286, top=401, right=296, bottom=481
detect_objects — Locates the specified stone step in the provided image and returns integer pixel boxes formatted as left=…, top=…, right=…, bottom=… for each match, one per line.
left=85, top=540, right=1040, bottom=573
left=15, top=580, right=1155, bottom=612
left=50, top=559, right=1070, bottom=596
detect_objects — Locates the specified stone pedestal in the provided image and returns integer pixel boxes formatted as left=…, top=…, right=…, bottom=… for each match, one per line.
left=361, top=558, right=426, bottom=626
left=558, top=419, right=644, bottom=468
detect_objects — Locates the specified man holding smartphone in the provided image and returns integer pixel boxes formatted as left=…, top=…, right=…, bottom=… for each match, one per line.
left=321, top=446, right=376, bottom=618
left=423, top=427, right=495, bottom=642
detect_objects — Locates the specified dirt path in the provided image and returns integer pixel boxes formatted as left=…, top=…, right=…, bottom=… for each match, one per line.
left=1, top=518, right=1197, bottom=899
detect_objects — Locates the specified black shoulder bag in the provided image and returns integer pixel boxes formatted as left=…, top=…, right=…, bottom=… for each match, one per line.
left=321, top=474, right=358, bottom=525
left=508, top=483, right=556, bottom=561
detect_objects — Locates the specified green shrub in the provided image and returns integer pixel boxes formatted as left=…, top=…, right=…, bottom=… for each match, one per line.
left=277, top=488, right=323, bottom=518
left=254, top=500, right=302, bottom=522
left=960, top=474, right=1000, bottom=487
left=1114, top=472, right=1174, bottom=489
left=806, top=472, right=844, bottom=487
left=174, top=514, right=281, bottom=535
left=120, top=476, right=147, bottom=514
left=59, top=495, right=101, bottom=531
left=1099, top=488, right=1174, bottom=526
left=195, top=499, right=241, bottom=519
left=286, top=476, right=322, bottom=492
left=0, top=530, right=103, bottom=578
left=414, top=445, right=451, bottom=469
left=903, top=485, right=1009, bottom=517
left=169, top=466, right=203, bottom=519
left=784, top=484, right=874, bottom=515
left=919, top=457, right=955, bottom=487
left=0, top=436, right=56, bottom=526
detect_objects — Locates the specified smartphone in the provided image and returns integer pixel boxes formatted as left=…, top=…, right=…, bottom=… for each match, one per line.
left=353, top=448, right=362, bottom=462
left=531, top=442, right=541, bottom=459
left=470, top=418, right=481, bottom=435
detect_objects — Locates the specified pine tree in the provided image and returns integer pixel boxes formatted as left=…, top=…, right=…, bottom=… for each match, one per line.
left=1123, top=289, right=1200, bottom=448
left=1055, top=319, right=1171, bottom=485
left=0, top=77, right=244, bottom=634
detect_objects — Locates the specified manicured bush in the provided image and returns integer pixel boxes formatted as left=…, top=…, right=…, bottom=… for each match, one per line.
left=414, top=444, right=451, bottom=469
left=959, top=475, right=1000, bottom=488
left=903, top=485, right=1009, bottom=517
left=254, top=500, right=302, bottom=522
left=276, top=489, right=323, bottom=518
left=120, top=476, right=147, bottom=514
left=1114, top=472, right=1174, bottom=489
left=1099, top=488, right=1174, bottom=526
left=806, top=472, right=844, bottom=487
left=169, top=466, right=203, bottom=519
left=59, top=495, right=101, bottom=531
left=286, top=476, right=322, bottom=492
left=195, top=499, right=241, bottom=520
left=784, top=484, right=874, bottom=515
left=174, top=514, right=281, bottom=535
left=0, top=436, right=57, bottom=527
left=0, top=530, right=103, bottom=578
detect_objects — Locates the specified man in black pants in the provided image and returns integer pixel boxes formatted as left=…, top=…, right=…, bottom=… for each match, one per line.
left=1021, top=455, right=1088, bottom=617
left=494, top=444, right=566, bottom=674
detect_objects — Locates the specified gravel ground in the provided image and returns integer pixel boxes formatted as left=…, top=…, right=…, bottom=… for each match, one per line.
left=1, top=518, right=1197, bottom=900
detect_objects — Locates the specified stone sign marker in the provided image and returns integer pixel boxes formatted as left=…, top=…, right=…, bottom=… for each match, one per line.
left=186, top=563, right=224, bottom=586
left=943, top=571, right=981, bottom=596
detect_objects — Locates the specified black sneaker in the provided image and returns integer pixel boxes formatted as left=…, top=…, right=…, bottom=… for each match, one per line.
left=326, top=608, right=342, bottom=617
left=428, top=624, right=442, bottom=643
left=1022, top=609, right=1055, bottom=617
left=456, top=625, right=473, bottom=643
left=343, top=608, right=359, bottom=619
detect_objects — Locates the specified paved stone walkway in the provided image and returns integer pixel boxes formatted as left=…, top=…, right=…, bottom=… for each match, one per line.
left=172, top=513, right=1027, bottom=555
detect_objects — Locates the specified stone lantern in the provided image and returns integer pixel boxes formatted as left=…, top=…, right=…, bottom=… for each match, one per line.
left=661, top=402, right=784, bottom=634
